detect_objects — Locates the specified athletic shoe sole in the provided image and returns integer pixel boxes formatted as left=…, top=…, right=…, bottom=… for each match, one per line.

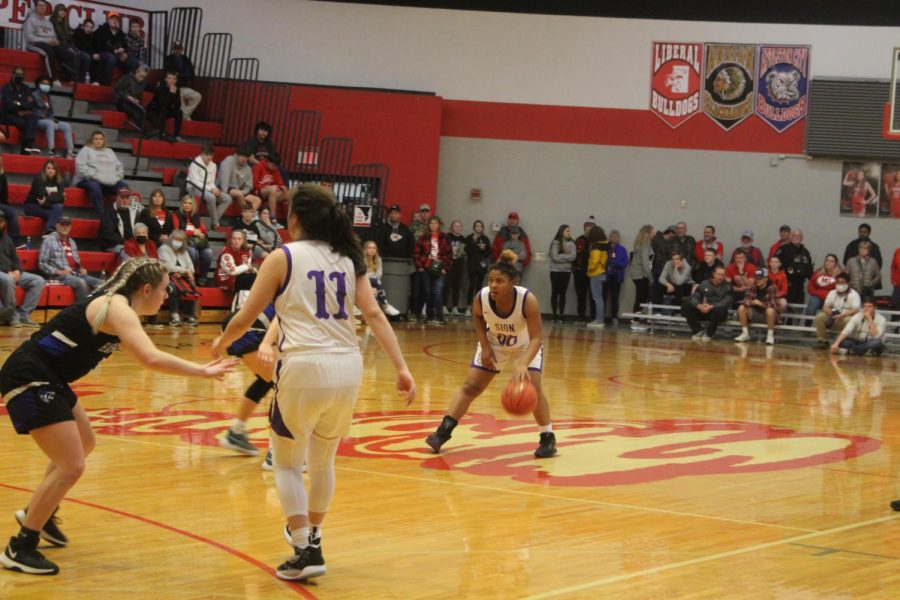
left=276, top=565, right=326, bottom=581
left=0, top=551, right=59, bottom=575
left=218, top=436, right=260, bottom=457
left=15, top=510, right=67, bottom=547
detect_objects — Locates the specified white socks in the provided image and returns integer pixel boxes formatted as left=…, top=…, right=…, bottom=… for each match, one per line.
left=291, top=525, right=310, bottom=549
left=231, top=418, right=246, bottom=434
left=539, top=424, right=553, bottom=433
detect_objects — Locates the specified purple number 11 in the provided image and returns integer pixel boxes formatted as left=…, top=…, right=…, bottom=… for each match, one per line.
left=307, top=270, right=349, bottom=320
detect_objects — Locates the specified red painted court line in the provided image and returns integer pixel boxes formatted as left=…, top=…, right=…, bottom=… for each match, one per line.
left=0, top=482, right=318, bottom=599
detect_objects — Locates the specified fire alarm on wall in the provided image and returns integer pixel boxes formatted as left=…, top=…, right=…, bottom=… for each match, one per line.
left=470, top=188, right=482, bottom=202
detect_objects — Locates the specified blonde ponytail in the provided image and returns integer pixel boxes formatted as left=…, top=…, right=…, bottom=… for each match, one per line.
left=91, top=258, right=168, bottom=334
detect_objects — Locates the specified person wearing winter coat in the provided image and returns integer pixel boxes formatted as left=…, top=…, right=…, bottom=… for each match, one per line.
left=548, top=224, right=576, bottom=323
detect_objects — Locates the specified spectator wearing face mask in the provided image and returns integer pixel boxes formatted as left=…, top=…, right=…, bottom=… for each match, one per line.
left=813, top=272, right=860, bottom=348
left=158, top=229, right=199, bottom=326
left=32, top=75, right=74, bottom=158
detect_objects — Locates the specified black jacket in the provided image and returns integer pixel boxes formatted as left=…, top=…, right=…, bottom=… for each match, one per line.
left=147, top=81, right=181, bottom=116
left=0, top=230, right=20, bottom=273
left=775, top=243, right=813, bottom=283
left=93, top=23, right=126, bottom=54
left=26, top=174, right=65, bottom=207
left=843, top=238, right=883, bottom=268
left=465, top=233, right=491, bottom=271
left=163, top=53, right=196, bottom=86
left=99, top=206, right=135, bottom=248
left=138, top=207, right=175, bottom=245
left=377, top=220, right=413, bottom=259
left=1, top=81, right=35, bottom=120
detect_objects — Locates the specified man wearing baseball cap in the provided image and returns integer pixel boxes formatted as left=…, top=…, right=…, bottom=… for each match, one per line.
left=164, top=40, right=202, bottom=119
left=491, top=211, right=532, bottom=267
left=377, top=203, right=413, bottom=259
left=734, top=267, right=782, bottom=345
left=731, top=230, right=763, bottom=267
left=38, top=217, right=103, bottom=302
left=768, top=224, right=791, bottom=260
left=409, top=203, right=431, bottom=240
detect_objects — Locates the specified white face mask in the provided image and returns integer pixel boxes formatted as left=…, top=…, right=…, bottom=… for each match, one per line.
left=836, top=284, right=849, bottom=293
left=38, top=83, right=51, bottom=93
left=171, top=240, right=184, bottom=250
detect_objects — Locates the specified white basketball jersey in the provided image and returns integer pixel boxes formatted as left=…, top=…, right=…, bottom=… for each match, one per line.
left=479, top=285, right=531, bottom=351
left=274, top=240, right=359, bottom=354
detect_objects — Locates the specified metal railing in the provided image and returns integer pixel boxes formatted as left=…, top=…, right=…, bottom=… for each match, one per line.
left=147, top=11, right=169, bottom=70
left=167, top=7, right=203, bottom=65
left=195, top=32, right=232, bottom=78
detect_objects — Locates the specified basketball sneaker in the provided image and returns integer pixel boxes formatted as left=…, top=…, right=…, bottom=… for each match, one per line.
left=426, top=416, right=456, bottom=453
left=283, top=524, right=320, bottom=547
left=220, top=430, right=259, bottom=456
left=534, top=432, right=557, bottom=458
left=15, top=508, right=67, bottom=547
left=276, top=545, right=326, bottom=581
left=261, top=449, right=273, bottom=471
left=0, top=537, right=59, bottom=575
left=890, top=499, right=900, bottom=511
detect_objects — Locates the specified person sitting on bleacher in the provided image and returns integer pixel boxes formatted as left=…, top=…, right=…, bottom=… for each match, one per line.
left=830, top=296, right=886, bottom=357
left=0, top=156, right=23, bottom=246
left=137, top=188, right=174, bottom=246
left=658, top=251, right=693, bottom=306
left=846, top=241, right=881, bottom=294
left=99, top=187, right=139, bottom=263
left=814, top=272, right=861, bottom=349
left=163, top=41, right=201, bottom=120
left=251, top=153, right=287, bottom=228
left=219, top=145, right=260, bottom=214
left=22, top=0, right=78, bottom=84
left=173, top=194, right=212, bottom=286
left=187, top=145, right=226, bottom=228
left=843, top=223, right=883, bottom=269
left=254, top=207, right=283, bottom=258
left=50, top=3, right=90, bottom=84
left=24, top=159, right=65, bottom=236
left=0, top=211, right=44, bottom=328
left=32, top=75, right=75, bottom=158
left=681, top=264, right=732, bottom=341
left=734, top=268, right=783, bottom=346
left=0, top=66, right=40, bottom=155
left=805, top=254, right=842, bottom=317
left=92, top=11, right=133, bottom=86
left=725, top=248, right=756, bottom=306
left=216, top=230, right=257, bottom=293
left=158, top=229, right=199, bottom=326
left=113, top=64, right=148, bottom=131
left=73, top=129, right=127, bottom=214
left=38, top=215, right=101, bottom=302
left=124, top=17, right=147, bottom=68
left=146, top=71, right=184, bottom=143
left=730, top=230, right=763, bottom=267
left=692, top=247, right=723, bottom=287
left=244, top=121, right=279, bottom=167
left=72, top=18, right=98, bottom=85
left=122, top=222, right=157, bottom=260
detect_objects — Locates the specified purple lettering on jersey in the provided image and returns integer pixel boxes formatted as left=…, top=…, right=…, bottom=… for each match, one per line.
left=307, top=270, right=349, bottom=320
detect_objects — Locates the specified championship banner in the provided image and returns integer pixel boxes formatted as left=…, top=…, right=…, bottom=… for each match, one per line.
left=702, top=43, right=757, bottom=131
left=649, top=42, right=703, bottom=128
left=755, top=45, right=810, bottom=132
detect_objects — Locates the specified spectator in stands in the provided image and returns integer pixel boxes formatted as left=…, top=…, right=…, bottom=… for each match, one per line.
left=73, top=18, right=100, bottom=85
left=251, top=153, right=287, bottom=227
left=444, top=219, right=467, bottom=316
left=146, top=71, right=184, bottom=143
left=114, top=64, right=148, bottom=131
left=122, top=221, right=157, bottom=260
left=649, top=224, right=675, bottom=303
left=74, top=129, right=127, bottom=214
left=693, top=225, right=723, bottom=264
left=502, top=226, right=526, bottom=275
left=413, top=216, right=452, bottom=325
left=255, top=207, right=283, bottom=256
left=219, top=146, right=260, bottom=215
left=831, top=296, right=886, bottom=356
left=693, top=247, right=723, bottom=286
left=244, top=121, right=280, bottom=165
left=364, top=240, right=400, bottom=317
left=50, top=3, right=89, bottom=84
left=604, top=229, right=628, bottom=325
left=24, top=159, right=65, bottom=235
left=93, top=11, right=133, bottom=85
left=682, top=264, right=732, bottom=341
left=0, top=212, right=44, bottom=327
left=99, top=187, right=139, bottom=262
left=409, top=203, right=430, bottom=240
left=491, top=211, right=532, bottom=268
left=0, top=66, right=40, bottom=155
left=667, top=221, right=695, bottom=265
left=548, top=224, right=576, bottom=323
left=805, top=253, right=841, bottom=316
left=172, top=194, right=212, bottom=285
left=774, top=229, right=813, bottom=305
left=892, top=247, right=900, bottom=310
left=843, top=223, right=883, bottom=268
left=767, top=255, right=789, bottom=306
left=628, top=224, right=654, bottom=331
left=846, top=240, right=881, bottom=294
left=216, top=230, right=256, bottom=292
left=138, top=188, right=174, bottom=246
left=464, top=219, right=491, bottom=318
left=573, top=216, right=596, bottom=322
left=659, top=251, right=693, bottom=306
left=38, top=216, right=101, bottom=302
left=124, top=17, right=147, bottom=66
left=734, top=268, right=782, bottom=345
left=377, top=203, right=413, bottom=259
left=158, top=229, right=199, bottom=326
left=725, top=248, right=756, bottom=305
left=586, top=225, right=609, bottom=329
left=163, top=41, right=201, bottom=120
left=768, top=224, right=791, bottom=260
left=730, top=230, right=763, bottom=267
left=814, top=272, right=860, bottom=348
left=32, top=75, right=74, bottom=158
left=407, top=203, right=431, bottom=318
left=0, top=156, right=22, bottom=245
left=187, top=145, right=226, bottom=227
left=23, top=0, right=78, bottom=84
left=234, top=204, right=264, bottom=258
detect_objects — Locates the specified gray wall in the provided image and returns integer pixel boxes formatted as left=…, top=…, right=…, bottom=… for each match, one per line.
left=436, top=137, right=899, bottom=315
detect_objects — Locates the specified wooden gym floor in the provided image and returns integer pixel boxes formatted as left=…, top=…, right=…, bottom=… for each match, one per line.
left=1, top=321, right=900, bottom=599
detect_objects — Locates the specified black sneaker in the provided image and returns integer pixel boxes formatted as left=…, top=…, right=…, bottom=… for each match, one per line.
left=426, top=417, right=456, bottom=453
left=0, top=537, right=59, bottom=575
left=219, top=429, right=260, bottom=456
left=534, top=432, right=557, bottom=458
left=276, top=545, right=326, bottom=581
left=15, top=508, right=68, bottom=547
left=891, top=499, right=900, bottom=512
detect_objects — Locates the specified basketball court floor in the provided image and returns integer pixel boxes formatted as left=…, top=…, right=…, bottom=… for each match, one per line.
left=1, top=321, right=899, bottom=598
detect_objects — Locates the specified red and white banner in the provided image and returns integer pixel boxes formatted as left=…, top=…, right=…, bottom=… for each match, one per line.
left=649, top=42, right=703, bottom=128
left=1, top=0, right=150, bottom=30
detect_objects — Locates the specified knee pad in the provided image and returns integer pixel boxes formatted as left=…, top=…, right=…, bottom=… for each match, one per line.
left=245, top=376, right=273, bottom=404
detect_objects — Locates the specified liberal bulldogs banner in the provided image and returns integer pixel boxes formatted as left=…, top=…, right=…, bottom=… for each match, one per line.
left=649, top=42, right=703, bottom=128
left=755, top=45, right=810, bottom=132
left=702, top=43, right=757, bottom=131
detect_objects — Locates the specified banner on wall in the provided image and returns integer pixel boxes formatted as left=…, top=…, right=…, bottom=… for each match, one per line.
left=879, top=163, right=900, bottom=218
left=1, top=1, right=150, bottom=30
left=649, top=42, right=703, bottom=128
left=755, top=45, right=810, bottom=132
left=840, top=162, right=880, bottom=218
left=702, top=43, right=757, bottom=131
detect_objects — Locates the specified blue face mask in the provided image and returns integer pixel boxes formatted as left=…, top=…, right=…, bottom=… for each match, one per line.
left=39, top=83, right=51, bottom=93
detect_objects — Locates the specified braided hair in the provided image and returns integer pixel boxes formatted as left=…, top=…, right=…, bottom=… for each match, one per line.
left=90, top=258, right=168, bottom=334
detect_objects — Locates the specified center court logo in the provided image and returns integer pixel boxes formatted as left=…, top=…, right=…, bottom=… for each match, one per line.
left=8, top=388, right=875, bottom=489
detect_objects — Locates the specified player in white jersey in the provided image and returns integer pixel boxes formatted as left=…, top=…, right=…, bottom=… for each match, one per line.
left=214, top=184, right=415, bottom=582
left=426, top=250, right=557, bottom=458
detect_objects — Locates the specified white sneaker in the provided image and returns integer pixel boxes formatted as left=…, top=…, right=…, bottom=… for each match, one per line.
left=261, top=449, right=273, bottom=471
left=465, top=308, right=472, bottom=319
left=586, top=321, right=605, bottom=329
left=700, top=334, right=711, bottom=342
left=766, top=332, right=775, bottom=345
left=383, top=302, right=400, bottom=317
left=734, top=331, right=750, bottom=342
left=691, top=331, right=705, bottom=340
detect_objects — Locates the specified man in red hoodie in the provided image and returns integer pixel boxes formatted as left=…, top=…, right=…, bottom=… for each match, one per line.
left=251, top=152, right=287, bottom=228
left=491, top=211, right=532, bottom=267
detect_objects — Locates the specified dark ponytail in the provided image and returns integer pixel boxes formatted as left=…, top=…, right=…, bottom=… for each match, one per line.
left=289, top=184, right=365, bottom=275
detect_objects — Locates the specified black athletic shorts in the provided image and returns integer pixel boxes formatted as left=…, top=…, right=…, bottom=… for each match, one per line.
left=0, top=347, right=78, bottom=435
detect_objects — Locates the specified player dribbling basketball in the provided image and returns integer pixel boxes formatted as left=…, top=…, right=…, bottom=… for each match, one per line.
left=425, top=250, right=557, bottom=458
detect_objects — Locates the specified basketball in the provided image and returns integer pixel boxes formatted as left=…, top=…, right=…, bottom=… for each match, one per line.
left=501, top=379, right=539, bottom=415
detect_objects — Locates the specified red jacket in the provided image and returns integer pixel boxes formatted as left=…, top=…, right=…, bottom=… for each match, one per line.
left=807, top=269, right=838, bottom=301
left=413, top=232, right=453, bottom=272
left=252, top=159, right=285, bottom=194
left=769, top=270, right=788, bottom=298
left=694, top=239, right=723, bottom=263
left=123, top=239, right=159, bottom=260
left=216, top=246, right=253, bottom=290
left=491, top=226, right=532, bottom=266
left=892, top=248, right=900, bottom=288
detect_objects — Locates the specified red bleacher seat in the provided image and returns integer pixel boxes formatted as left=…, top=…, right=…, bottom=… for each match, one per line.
left=18, top=249, right=115, bottom=273
left=3, top=129, right=75, bottom=149
left=198, top=287, right=233, bottom=308
left=2, top=154, right=75, bottom=176
left=14, top=285, right=51, bottom=307
left=44, top=284, right=76, bottom=306
left=78, top=87, right=153, bottom=106
left=19, top=216, right=99, bottom=238
left=129, top=139, right=233, bottom=163
left=7, top=184, right=92, bottom=209
left=97, top=110, right=223, bottom=140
